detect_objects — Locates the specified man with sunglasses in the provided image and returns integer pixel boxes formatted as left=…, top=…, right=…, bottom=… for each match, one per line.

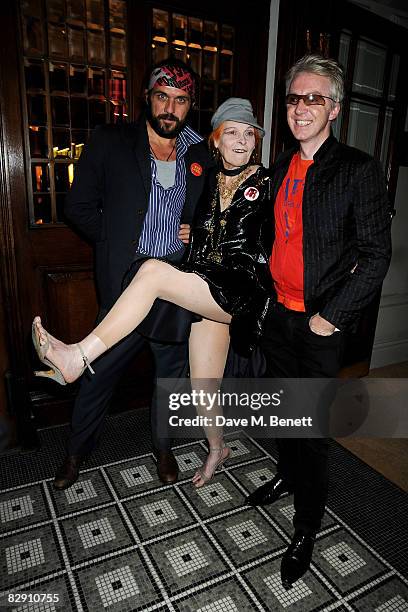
left=246, top=54, right=391, bottom=588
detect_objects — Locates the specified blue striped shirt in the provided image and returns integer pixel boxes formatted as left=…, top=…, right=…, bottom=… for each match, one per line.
left=137, top=124, right=203, bottom=257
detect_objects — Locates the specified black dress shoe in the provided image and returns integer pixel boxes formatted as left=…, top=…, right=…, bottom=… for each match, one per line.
left=244, top=475, right=292, bottom=506
left=280, top=531, right=315, bottom=589
left=156, top=450, right=178, bottom=484
left=53, top=455, right=84, bottom=490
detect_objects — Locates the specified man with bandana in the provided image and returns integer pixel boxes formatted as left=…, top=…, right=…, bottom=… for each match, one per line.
left=54, top=59, right=211, bottom=490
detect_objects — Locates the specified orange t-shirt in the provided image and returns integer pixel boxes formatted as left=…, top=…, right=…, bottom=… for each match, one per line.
left=270, top=152, right=313, bottom=311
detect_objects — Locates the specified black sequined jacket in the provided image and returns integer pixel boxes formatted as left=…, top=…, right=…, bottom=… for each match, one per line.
left=181, top=165, right=273, bottom=355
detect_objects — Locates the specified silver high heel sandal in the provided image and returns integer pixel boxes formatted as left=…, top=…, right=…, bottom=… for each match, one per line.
left=32, top=321, right=94, bottom=385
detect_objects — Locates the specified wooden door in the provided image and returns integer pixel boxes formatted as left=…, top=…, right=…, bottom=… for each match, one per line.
left=0, top=1, right=149, bottom=435
left=0, top=0, right=270, bottom=439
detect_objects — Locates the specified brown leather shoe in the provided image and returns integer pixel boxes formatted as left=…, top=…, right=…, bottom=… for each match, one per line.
left=156, top=450, right=178, bottom=484
left=53, top=455, right=83, bottom=490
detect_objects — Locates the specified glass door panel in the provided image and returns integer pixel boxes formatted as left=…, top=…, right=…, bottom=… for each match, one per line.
left=337, top=28, right=401, bottom=180
left=347, top=101, right=379, bottom=156
left=20, top=0, right=128, bottom=225
left=150, top=9, right=235, bottom=134
left=352, top=38, right=386, bottom=97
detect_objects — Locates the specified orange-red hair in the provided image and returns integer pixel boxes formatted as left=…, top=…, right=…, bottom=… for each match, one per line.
left=208, top=122, right=261, bottom=154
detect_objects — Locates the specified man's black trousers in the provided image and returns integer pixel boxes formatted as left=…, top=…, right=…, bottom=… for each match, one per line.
left=67, top=325, right=188, bottom=457
left=261, top=302, right=344, bottom=535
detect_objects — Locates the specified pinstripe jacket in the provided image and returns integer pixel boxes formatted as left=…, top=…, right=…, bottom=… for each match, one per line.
left=268, top=135, right=392, bottom=331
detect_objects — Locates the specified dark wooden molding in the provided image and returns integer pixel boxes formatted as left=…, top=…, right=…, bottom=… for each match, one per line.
left=386, top=53, right=408, bottom=206
left=0, top=2, right=27, bottom=376
left=0, top=5, right=41, bottom=447
left=128, top=0, right=152, bottom=119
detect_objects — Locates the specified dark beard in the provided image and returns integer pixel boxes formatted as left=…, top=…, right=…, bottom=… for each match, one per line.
left=146, top=102, right=186, bottom=139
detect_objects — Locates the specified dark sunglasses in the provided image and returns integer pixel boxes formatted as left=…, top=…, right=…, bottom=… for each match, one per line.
left=286, top=93, right=337, bottom=106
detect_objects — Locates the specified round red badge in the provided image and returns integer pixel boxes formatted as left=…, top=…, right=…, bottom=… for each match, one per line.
left=244, top=186, right=259, bottom=201
left=190, top=162, right=203, bottom=177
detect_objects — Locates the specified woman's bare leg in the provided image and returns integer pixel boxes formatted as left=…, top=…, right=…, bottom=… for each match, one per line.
left=188, top=318, right=231, bottom=487
left=33, top=260, right=231, bottom=383
left=94, top=259, right=230, bottom=346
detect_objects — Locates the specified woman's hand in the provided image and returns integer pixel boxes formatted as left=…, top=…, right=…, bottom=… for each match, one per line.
left=178, top=224, right=191, bottom=244
left=309, top=313, right=336, bottom=336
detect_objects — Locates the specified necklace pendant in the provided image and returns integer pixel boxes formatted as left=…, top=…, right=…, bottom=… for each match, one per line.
left=208, top=250, right=222, bottom=263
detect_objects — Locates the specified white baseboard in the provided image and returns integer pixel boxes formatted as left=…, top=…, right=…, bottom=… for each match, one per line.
left=371, top=338, right=408, bottom=368
left=371, top=292, right=408, bottom=367
left=378, top=292, right=408, bottom=309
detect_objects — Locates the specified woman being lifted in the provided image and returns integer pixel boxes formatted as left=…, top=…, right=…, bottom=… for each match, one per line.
left=32, top=97, right=273, bottom=488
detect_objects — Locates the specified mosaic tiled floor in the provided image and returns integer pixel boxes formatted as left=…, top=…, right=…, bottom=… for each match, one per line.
left=1, top=426, right=407, bottom=611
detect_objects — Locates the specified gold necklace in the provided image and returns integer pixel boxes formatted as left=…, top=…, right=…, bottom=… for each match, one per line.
left=217, top=166, right=253, bottom=203
left=205, top=167, right=256, bottom=263
left=206, top=189, right=227, bottom=264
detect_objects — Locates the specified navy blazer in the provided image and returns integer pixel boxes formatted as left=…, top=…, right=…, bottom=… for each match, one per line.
left=65, top=116, right=212, bottom=309
left=269, top=136, right=392, bottom=331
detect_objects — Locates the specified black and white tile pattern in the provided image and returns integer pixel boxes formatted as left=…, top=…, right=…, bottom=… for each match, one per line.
left=1, top=419, right=407, bottom=611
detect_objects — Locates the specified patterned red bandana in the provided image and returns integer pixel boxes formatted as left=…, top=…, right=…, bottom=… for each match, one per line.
left=148, top=65, right=195, bottom=99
